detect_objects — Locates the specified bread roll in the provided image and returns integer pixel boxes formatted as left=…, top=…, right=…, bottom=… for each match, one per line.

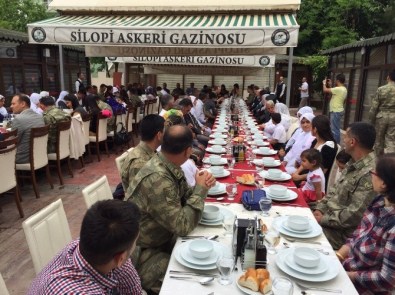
left=238, top=268, right=272, bottom=294
left=259, top=278, right=272, bottom=294
left=238, top=274, right=259, bottom=291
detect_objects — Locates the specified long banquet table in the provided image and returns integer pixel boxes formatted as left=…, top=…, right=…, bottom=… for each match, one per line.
left=160, top=101, right=358, bottom=294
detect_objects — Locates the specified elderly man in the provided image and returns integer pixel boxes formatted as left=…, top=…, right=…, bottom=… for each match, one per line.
left=159, top=94, right=174, bottom=117
left=126, top=125, right=215, bottom=292
left=121, top=114, right=165, bottom=192
left=28, top=200, right=142, bottom=294
left=10, top=94, right=45, bottom=164
left=313, top=122, right=377, bottom=249
left=39, top=96, right=71, bottom=153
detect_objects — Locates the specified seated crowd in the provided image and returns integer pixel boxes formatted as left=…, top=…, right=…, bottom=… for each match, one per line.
left=1, top=78, right=394, bottom=295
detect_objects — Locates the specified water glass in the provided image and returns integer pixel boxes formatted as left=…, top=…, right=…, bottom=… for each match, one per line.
left=227, top=157, right=235, bottom=169
left=259, top=197, right=272, bottom=217
left=222, top=215, right=235, bottom=237
left=216, top=253, right=235, bottom=285
left=255, top=173, right=265, bottom=189
left=264, top=229, right=280, bottom=254
left=272, top=277, right=293, bottom=295
left=226, top=183, right=237, bottom=200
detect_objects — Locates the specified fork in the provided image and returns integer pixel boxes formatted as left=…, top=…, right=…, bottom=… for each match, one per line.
left=294, top=281, right=342, bottom=293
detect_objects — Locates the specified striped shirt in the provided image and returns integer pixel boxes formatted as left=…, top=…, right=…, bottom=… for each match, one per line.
left=27, top=239, right=142, bottom=295
left=343, top=195, right=395, bottom=295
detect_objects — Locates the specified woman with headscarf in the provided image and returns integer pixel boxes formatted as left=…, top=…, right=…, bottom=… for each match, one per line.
left=283, top=113, right=316, bottom=174
left=275, top=102, right=292, bottom=131
left=29, top=93, right=43, bottom=115
left=285, top=106, right=314, bottom=151
left=56, top=91, right=69, bottom=108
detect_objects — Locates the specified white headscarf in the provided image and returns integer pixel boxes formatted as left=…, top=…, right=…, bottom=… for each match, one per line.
left=30, top=93, right=43, bottom=115
left=300, top=112, right=315, bottom=124
left=56, top=90, right=69, bottom=107
left=297, top=106, right=313, bottom=117
left=274, top=102, right=291, bottom=131
left=39, top=91, right=49, bottom=98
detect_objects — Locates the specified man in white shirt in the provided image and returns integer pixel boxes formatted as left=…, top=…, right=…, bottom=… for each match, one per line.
left=298, top=77, right=309, bottom=108
left=269, top=113, right=286, bottom=150
left=159, top=94, right=174, bottom=116
left=75, top=72, right=85, bottom=93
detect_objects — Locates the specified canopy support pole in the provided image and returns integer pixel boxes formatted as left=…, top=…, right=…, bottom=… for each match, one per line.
left=286, top=47, right=293, bottom=107
left=59, top=45, right=65, bottom=90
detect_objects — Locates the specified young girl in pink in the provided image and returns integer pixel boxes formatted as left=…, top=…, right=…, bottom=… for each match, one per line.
left=299, top=148, right=325, bottom=203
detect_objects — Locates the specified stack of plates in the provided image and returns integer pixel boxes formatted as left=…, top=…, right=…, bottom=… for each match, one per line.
left=207, top=168, right=230, bottom=178
left=206, top=147, right=226, bottom=154
left=199, top=207, right=234, bottom=226
left=276, top=248, right=339, bottom=282
left=208, top=139, right=227, bottom=145
left=210, top=133, right=227, bottom=139
left=248, top=141, right=270, bottom=147
left=259, top=171, right=292, bottom=181
left=202, top=157, right=227, bottom=166
left=208, top=183, right=226, bottom=195
left=263, top=187, right=297, bottom=201
left=252, top=149, right=277, bottom=156
left=175, top=240, right=226, bottom=270
left=272, top=216, right=323, bottom=239
left=252, top=159, right=281, bottom=167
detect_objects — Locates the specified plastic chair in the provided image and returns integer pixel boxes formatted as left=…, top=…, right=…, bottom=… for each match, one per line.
left=0, top=273, right=10, bottom=295
left=82, top=175, right=113, bottom=209
left=22, top=199, right=72, bottom=274
left=0, top=137, right=24, bottom=218
left=48, top=120, right=73, bottom=185
left=16, top=125, right=53, bottom=199
left=89, top=113, right=109, bottom=162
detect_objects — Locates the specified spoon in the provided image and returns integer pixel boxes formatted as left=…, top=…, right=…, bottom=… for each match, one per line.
left=170, top=276, right=214, bottom=285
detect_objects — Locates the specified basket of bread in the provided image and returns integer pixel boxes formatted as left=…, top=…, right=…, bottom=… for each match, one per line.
left=238, top=268, right=272, bottom=294
left=232, top=136, right=245, bottom=143
left=236, top=173, right=255, bottom=185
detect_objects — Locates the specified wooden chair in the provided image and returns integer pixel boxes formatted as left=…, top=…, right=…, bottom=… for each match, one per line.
left=48, top=120, right=73, bottom=185
left=0, top=137, right=24, bottom=218
left=2, top=128, right=17, bottom=140
left=16, top=125, right=53, bottom=199
left=107, top=109, right=126, bottom=153
left=0, top=273, right=10, bottom=295
left=82, top=175, right=113, bottom=209
left=125, top=106, right=135, bottom=147
left=89, top=113, right=109, bottom=162
left=22, top=199, right=72, bottom=274
left=69, top=114, right=86, bottom=168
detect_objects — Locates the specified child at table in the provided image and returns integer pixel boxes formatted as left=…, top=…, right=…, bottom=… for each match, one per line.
left=334, top=149, right=352, bottom=182
left=299, top=148, right=325, bottom=205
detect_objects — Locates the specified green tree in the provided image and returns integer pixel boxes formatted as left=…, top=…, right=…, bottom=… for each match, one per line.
left=0, top=0, right=56, bottom=32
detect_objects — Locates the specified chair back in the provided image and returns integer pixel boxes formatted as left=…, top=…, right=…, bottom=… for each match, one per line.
left=148, top=99, right=157, bottom=115
left=0, top=273, right=10, bottom=295
left=125, top=107, right=135, bottom=134
left=2, top=128, right=17, bottom=140
left=82, top=175, right=113, bottom=208
left=22, top=199, right=72, bottom=274
left=30, top=125, right=50, bottom=170
left=0, top=137, right=18, bottom=193
left=115, top=151, right=129, bottom=177
left=326, top=144, right=342, bottom=192
left=286, top=122, right=299, bottom=141
left=135, top=106, right=142, bottom=123
left=96, top=113, right=108, bottom=142
left=82, top=115, right=91, bottom=145
left=56, top=120, right=71, bottom=160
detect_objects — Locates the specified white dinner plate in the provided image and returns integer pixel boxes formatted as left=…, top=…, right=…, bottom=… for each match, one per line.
left=208, top=139, right=227, bottom=145
left=208, top=183, right=227, bottom=195
left=272, top=216, right=323, bottom=239
left=212, top=128, right=227, bottom=133
left=252, top=159, right=281, bottom=168
left=281, top=222, right=312, bottom=234
left=276, top=248, right=339, bottom=282
left=263, top=188, right=298, bottom=202
left=199, top=207, right=234, bottom=226
left=210, top=133, right=227, bottom=139
left=200, top=212, right=224, bottom=224
left=174, top=240, right=226, bottom=270
left=206, top=147, right=226, bottom=154
left=180, top=242, right=219, bottom=266
left=252, top=149, right=277, bottom=156
left=284, top=252, right=328, bottom=275
left=203, top=157, right=227, bottom=166
left=207, top=169, right=230, bottom=178
left=248, top=141, right=270, bottom=147
left=259, top=171, right=292, bottom=182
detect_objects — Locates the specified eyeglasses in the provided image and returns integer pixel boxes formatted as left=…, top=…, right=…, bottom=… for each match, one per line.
left=369, top=170, right=378, bottom=177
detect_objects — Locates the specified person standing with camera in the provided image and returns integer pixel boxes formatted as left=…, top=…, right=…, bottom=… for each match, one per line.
left=298, top=77, right=309, bottom=108
left=323, top=74, right=347, bottom=144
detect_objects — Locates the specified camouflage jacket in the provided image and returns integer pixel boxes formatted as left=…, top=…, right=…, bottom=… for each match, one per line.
left=126, top=153, right=208, bottom=249
left=122, top=142, right=156, bottom=192
left=369, top=81, right=395, bottom=125
left=129, top=95, right=143, bottom=108
left=317, top=152, right=376, bottom=236
left=43, top=106, right=71, bottom=153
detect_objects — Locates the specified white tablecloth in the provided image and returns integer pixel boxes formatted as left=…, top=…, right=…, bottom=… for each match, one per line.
left=159, top=204, right=358, bottom=295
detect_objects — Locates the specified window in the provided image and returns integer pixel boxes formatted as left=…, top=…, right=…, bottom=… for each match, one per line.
left=24, top=65, right=42, bottom=94
left=361, top=69, right=381, bottom=121
left=369, top=46, right=386, bottom=65
left=2, top=65, right=23, bottom=97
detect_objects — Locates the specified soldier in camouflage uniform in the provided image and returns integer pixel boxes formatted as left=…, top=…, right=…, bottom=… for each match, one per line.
left=126, top=125, right=215, bottom=292
left=314, top=122, right=376, bottom=250
left=39, top=96, right=71, bottom=153
left=121, top=114, right=165, bottom=192
left=369, top=69, right=395, bottom=156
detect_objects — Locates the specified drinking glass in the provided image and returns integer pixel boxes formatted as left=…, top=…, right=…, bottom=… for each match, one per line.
left=264, top=228, right=280, bottom=254
left=272, top=277, right=294, bottom=295
left=216, top=253, right=235, bottom=285
left=227, top=157, right=235, bottom=169
left=222, top=214, right=234, bottom=237
left=259, top=196, right=272, bottom=217
left=255, top=173, right=265, bottom=189
left=226, top=183, right=237, bottom=201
